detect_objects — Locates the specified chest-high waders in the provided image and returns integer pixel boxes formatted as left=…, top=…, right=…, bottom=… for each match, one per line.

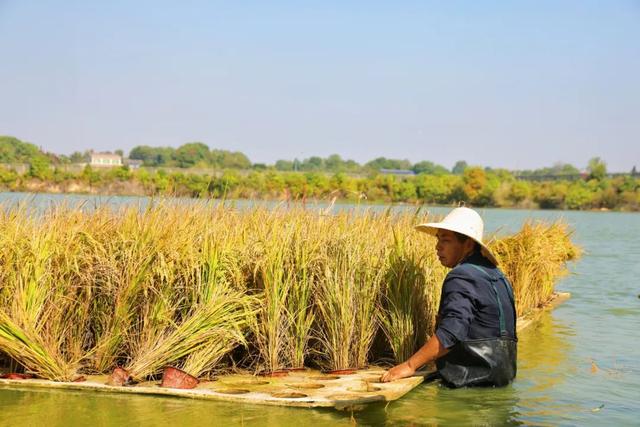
left=436, top=265, right=518, bottom=388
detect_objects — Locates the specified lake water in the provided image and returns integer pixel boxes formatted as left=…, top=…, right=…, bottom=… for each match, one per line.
left=0, top=193, right=638, bottom=426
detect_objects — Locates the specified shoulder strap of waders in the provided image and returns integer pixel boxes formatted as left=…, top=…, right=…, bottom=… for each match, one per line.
left=467, top=263, right=510, bottom=337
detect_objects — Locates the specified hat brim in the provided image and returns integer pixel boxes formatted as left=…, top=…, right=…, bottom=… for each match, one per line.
left=415, top=223, right=499, bottom=266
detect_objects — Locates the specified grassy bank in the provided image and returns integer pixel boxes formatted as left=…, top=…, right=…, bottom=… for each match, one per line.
left=0, top=202, right=580, bottom=381
left=2, top=162, right=640, bottom=211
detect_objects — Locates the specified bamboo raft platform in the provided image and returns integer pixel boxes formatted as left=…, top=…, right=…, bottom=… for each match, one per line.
left=0, top=292, right=571, bottom=409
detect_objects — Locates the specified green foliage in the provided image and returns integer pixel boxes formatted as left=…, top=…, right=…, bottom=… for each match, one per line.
left=274, top=160, right=294, bottom=171
left=587, top=157, right=607, bottom=181
left=509, top=181, right=532, bottom=204
left=1, top=136, right=639, bottom=211
left=69, top=151, right=90, bottom=163
left=415, top=175, right=458, bottom=204
left=516, top=162, right=580, bottom=177
left=129, top=145, right=175, bottom=166
left=0, top=166, right=19, bottom=186
left=175, top=142, right=211, bottom=168
left=210, top=149, right=251, bottom=169
left=81, top=165, right=101, bottom=184
left=365, top=157, right=412, bottom=171
left=28, top=157, right=52, bottom=180
left=412, top=161, right=449, bottom=175
left=0, top=136, right=49, bottom=164
left=452, top=160, right=468, bottom=175
left=565, top=182, right=594, bottom=209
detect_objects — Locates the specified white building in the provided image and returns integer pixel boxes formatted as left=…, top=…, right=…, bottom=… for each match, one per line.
left=90, top=152, right=122, bottom=167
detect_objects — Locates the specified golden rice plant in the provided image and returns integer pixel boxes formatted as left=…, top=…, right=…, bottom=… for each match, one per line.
left=314, top=212, right=389, bottom=370
left=119, top=204, right=254, bottom=381
left=0, top=205, right=95, bottom=381
left=0, top=201, right=581, bottom=380
left=240, top=208, right=321, bottom=372
left=180, top=231, right=256, bottom=378
left=249, top=210, right=296, bottom=372
left=379, top=219, right=447, bottom=363
left=490, top=220, right=581, bottom=317
left=285, top=214, right=322, bottom=369
left=87, top=206, right=168, bottom=373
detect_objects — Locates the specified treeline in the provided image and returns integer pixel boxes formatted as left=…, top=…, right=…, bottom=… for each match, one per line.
left=1, top=135, right=639, bottom=210
left=4, top=135, right=631, bottom=178
left=1, top=164, right=639, bottom=211
left=129, top=143, right=453, bottom=174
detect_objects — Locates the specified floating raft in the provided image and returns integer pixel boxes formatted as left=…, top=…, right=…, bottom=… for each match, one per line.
left=0, top=368, right=421, bottom=409
left=0, top=292, right=571, bottom=408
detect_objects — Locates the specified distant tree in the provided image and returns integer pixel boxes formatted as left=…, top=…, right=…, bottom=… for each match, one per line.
left=115, top=149, right=124, bottom=157
left=552, top=162, right=580, bottom=176
left=325, top=154, right=345, bottom=172
left=632, top=166, right=637, bottom=176
left=0, top=136, right=49, bottom=164
left=174, top=142, right=210, bottom=168
left=520, top=162, right=580, bottom=177
left=365, top=157, right=412, bottom=171
left=452, top=160, right=468, bottom=175
left=343, top=159, right=361, bottom=171
left=565, top=182, right=593, bottom=209
left=461, top=167, right=487, bottom=203
left=412, top=160, right=449, bottom=175
left=300, top=156, right=324, bottom=171
left=211, top=149, right=251, bottom=169
left=587, top=157, right=607, bottom=181
left=70, top=151, right=90, bottom=163
left=275, top=160, right=294, bottom=171
left=129, top=145, right=175, bottom=166
left=28, top=156, right=52, bottom=179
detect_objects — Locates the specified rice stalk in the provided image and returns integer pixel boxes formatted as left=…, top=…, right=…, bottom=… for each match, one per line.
left=0, top=206, right=94, bottom=380
left=315, top=212, right=388, bottom=370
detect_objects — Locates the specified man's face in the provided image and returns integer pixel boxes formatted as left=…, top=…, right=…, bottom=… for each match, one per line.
left=435, top=229, right=473, bottom=268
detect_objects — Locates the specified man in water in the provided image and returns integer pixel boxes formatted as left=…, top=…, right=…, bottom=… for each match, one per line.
left=381, top=207, right=517, bottom=387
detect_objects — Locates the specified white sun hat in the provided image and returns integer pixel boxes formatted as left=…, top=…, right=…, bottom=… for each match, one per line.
left=415, top=207, right=498, bottom=266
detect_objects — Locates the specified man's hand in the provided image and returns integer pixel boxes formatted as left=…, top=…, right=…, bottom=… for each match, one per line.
left=380, top=361, right=415, bottom=383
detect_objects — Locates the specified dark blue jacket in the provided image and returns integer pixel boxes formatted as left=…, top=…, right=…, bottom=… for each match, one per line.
left=435, top=251, right=517, bottom=350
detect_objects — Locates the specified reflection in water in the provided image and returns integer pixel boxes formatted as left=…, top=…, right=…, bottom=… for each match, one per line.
left=355, top=384, right=523, bottom=426
left=0, top=387, right=358, bottom=427
left=352, top=310, right=573, bottom=426
left=514, top=311, right=583, bottom=425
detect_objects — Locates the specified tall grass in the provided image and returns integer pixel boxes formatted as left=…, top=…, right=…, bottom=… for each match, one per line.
left=0, top=202, right=580, bottom=379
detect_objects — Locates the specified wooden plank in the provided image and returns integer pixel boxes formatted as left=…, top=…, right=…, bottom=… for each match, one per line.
left=0, top=368, right=422, bottom=408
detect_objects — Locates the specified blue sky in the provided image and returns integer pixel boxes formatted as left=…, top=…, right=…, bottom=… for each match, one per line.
left=0, top=1, right=638, bottom=171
